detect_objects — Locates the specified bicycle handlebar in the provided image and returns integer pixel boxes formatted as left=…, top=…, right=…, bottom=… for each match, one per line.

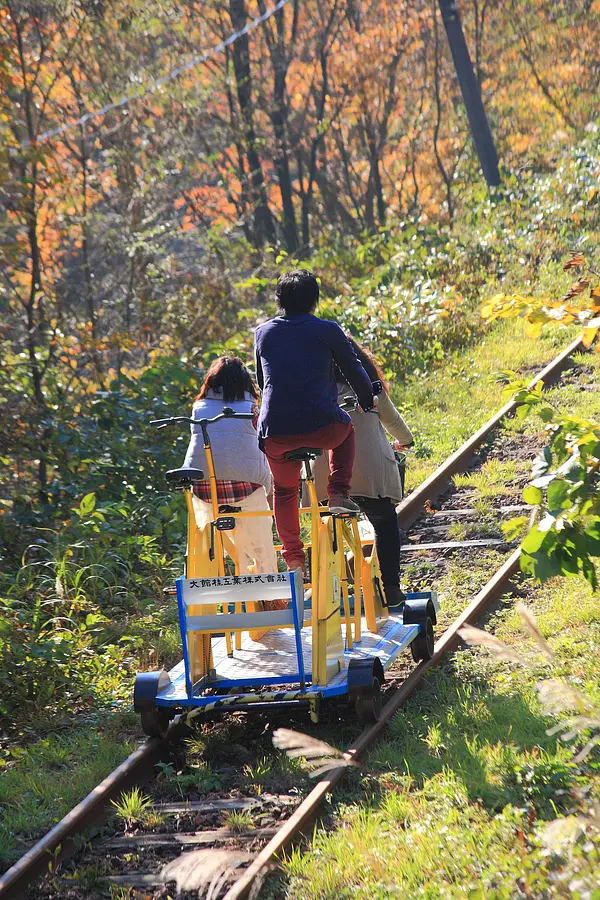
left=151, top=407, right=255, bottom=429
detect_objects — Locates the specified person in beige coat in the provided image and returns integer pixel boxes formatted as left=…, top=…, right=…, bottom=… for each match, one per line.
left=313, top=338, right=413, bottom=610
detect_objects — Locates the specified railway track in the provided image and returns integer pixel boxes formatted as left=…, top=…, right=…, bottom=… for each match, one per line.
left=0, top=334, right=584, bottom=900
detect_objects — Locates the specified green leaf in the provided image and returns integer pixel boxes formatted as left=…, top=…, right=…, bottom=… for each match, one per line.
left=520, top=550, right=562, bottom=582
left=521, top=526, right=547, bottom=554
left=582, top=558, right=598, bottom=590
left=79, top=493, right=96, bottom=516
left=546, top=479, right=570, bottom=511
left=538, top=406, right=554, bottom=422
left=559, top=461, right=584, bottom=484
left=502, top=516, right=528, bottom=541
left=532, top=447, right=552, bottom=478
left=522, top=485, right=542, bottom=505
left=583, top=532, right=600, bottom=558
left=585, top=518, right=600, bottom=541
left=558, top=548, right=580, bottom=575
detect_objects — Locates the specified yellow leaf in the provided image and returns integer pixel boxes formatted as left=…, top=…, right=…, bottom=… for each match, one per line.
left=582, top=327, right=598, bottom=349
left=526, top=321, right=543, bottom=339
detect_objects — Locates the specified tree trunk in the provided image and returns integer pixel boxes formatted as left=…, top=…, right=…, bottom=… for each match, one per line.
left=300, top=48, right=329, bottom=247
left=432, top=2, right=454, bottom=224
left=271, top=61, right=298, bottom=252
left=228, top=0, right=276, bottom=246
left=79, top=124, right=104, bottom=383
left=224, top=46, right=253, bottom=243
left=259, top=1, right=299, bottom=252
left=14, top=14, right=49, bottom=498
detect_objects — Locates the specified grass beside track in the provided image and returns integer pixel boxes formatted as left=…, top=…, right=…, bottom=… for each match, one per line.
left=397, top=319, right=580, bottom=492
left=277, top=347, right=600, bottom=900
left=0, top=320, right=588, bottom=875
left=278, top=579, right=600, bottom=899
left=0, top=714, right=138, bottom=868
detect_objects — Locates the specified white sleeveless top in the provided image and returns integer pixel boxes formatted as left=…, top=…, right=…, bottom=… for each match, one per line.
left=182, top=390, right=272, bottom=490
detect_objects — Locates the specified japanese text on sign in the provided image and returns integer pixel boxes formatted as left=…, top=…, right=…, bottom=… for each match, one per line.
left=186, top=573, right=288, bottom=589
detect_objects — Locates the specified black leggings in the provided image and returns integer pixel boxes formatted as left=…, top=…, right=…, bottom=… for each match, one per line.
left=355, top=496, right=401, bottom=589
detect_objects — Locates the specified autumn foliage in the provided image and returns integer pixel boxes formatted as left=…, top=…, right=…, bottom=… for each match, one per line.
left=481, top=253, right=600, bottom=346
left=1, top=0, right=600, bottom=508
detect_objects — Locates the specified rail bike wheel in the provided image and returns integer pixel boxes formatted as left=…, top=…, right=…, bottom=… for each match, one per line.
left=140, top=707, right=171, bottom=739
left=354, top=674, right=382, bottom=726
left=410, top=616, right=435, bottom=663
left=348, top=657, right=384, bottom=726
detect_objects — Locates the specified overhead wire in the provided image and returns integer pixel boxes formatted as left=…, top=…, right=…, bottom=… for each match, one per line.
left=22, top=0, right=292, bottom=147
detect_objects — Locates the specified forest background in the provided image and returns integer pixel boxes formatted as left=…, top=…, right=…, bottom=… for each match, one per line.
left=1, top=0, right=600, bottom=726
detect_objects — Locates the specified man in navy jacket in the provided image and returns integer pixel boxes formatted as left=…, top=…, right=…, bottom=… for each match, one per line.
left=255, top=269, right=374, bottom=572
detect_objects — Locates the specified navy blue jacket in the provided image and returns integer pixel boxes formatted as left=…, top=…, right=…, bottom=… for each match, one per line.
left=254, top=314, right=374, bottom=442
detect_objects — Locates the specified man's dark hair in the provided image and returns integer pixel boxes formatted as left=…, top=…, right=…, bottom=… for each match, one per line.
left=275, top=269, right=319, bottom=315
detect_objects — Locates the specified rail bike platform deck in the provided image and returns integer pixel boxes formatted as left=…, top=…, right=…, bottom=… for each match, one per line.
left=153, top=593, right=435, bottom=712
left=136, top=563, right=438, bottom=729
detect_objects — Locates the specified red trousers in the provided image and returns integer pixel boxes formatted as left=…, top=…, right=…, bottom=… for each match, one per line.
left=263, top=421, right=355, bottom=569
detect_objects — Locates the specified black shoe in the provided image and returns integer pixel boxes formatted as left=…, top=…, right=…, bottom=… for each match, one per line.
left=384, top=586, right=407, bottom=611
left=328, top=494, right=360, bottom=515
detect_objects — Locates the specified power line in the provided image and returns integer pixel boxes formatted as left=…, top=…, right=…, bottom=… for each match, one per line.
left=23, top=0, right=292, bottom=148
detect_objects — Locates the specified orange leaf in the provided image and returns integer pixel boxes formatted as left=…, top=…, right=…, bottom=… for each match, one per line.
left=563, top=252, right=585, bottom=270
left=562, top=278, right=591, bottom=302
left=582, top=327, right=599, bottom=349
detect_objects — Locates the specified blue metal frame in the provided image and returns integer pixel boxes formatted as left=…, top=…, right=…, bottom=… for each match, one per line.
left=176, top=577, right=193, bottom=698
left=289, top=572, right=305, bottom=689
left=156, top=679, right=350, bottom=708
left=165, top=583, right=437, bottom=711
left=175, top=571, right=306, bottom=699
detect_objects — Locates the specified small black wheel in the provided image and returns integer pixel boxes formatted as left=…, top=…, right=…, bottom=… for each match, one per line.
left=411, top=617, right=435, bottom=662
left=354, top=675, right=382, bottom=726
left=140, top=707, right=171, bottom=739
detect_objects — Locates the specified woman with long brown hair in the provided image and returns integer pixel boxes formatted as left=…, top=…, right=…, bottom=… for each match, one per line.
left=182, top=356, right=277, bottom=576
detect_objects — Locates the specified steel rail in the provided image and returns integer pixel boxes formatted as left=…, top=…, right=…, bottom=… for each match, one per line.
left=0, top=739, right=166, bottom=898
left=396, top=333, right=584, bottom=529
left=0, top=334, right=584, bottom=900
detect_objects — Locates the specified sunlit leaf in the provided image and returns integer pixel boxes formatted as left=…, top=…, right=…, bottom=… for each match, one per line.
left=523, top=485, right=542, bottom=505
left=581, top=326, right=598, bottom=349
left=79, top=493, right=96, bottom=516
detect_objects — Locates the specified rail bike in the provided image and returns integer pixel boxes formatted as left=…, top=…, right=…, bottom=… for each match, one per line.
left=134, top=407, right=438, bottom=738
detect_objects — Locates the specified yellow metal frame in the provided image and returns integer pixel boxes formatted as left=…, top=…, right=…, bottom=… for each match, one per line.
left=180, top=433, right=387, bottom=688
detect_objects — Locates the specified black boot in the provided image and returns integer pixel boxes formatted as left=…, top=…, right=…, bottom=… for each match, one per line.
left=384, top=585, right=407, bottom=611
